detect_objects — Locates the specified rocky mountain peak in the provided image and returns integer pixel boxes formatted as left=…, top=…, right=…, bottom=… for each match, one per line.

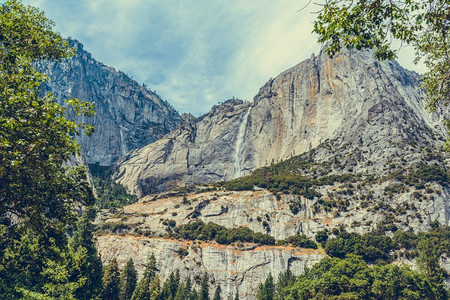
left=112, top=47, right=447, bottom=198
left=37, top=39, right=183, bottom=166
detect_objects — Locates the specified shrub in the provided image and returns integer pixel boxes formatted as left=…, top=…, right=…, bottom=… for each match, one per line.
left=285, top=234, right=318, bottom=249
left=172, top=220, right=275, bottom=246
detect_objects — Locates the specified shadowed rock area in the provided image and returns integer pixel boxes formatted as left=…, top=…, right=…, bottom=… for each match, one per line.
left=37, top=39, right=183, bottom=166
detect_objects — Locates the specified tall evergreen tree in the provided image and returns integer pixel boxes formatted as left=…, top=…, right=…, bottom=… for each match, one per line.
left=189, top=289, right=198, bottom=300
left=174, top=277, right=192, bottom=300
left=103, top=258, right=120, bottom=300
left=417, top=238, right=447, bottom=298
left=149, top=275, right=160, bottom=300
left=161, top=270, right=180, bottom=299
left=174, top=270, right=181, bottom=295
left=234, top=291, right=239, bottom=300
left=256, top=273, right=274, bottom=300
left=158, top=279, right=171, bottom=300
left=174, top=281, right=187, bottom=300
left=69, top=207, right=103, bottom=300
left=119, top=258, right=137, bottom=300
left=274, top=269, right=295, bottom=300
left=131, top=253, right=157, bottom=300
left=199, top=273, right=210, bottom=300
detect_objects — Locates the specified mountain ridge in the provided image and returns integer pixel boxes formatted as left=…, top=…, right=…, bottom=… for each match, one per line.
left=112, top=47, right=448, bottom=197
left=36, top=39, right=183, bottom=166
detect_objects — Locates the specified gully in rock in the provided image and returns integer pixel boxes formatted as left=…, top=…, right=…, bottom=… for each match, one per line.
left=233, top=106, right=251, bottom=179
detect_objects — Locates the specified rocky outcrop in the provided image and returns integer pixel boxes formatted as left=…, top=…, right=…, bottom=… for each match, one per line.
left=95, top=181, right=449, bottom=297
left=97, top=180, right=449, bottom=247
left=96, top=234, right=325, bottom=299
left=37, top=39, right=182, bottom=166
left=112, top=48, right=448, bottom=197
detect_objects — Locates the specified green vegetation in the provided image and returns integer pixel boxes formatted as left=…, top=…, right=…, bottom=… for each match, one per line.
left=256, top=273, right=274, bottom=300
left=119, top=259, right=137, bottom=300
left=0, top=1, right=100, bottom=298
left=103, top=258, right=121, bottom=300
left=324, top=226, right=449, bottom=264
left=277, top=234, right=318, bottom=249
left=70, top=208, right=104, bottom=299
left=283, top=255, right=443, bottom=299
left=126, top=254, right=216, bottom=300
left=258, top=225, right=449, bottom=299
left=131, top=254, right=157, bottom=300
left=324, top=231, right=395, bottom=262
left=172, top=220, right=276, bottom=245
left=384, top=163, right=449, bottom=187
left=89, top=164, right=137, bottom=209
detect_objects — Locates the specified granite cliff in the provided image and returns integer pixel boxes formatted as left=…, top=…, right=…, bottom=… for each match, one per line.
left=37, top=39, right=183, bottom=166
left=96, top=47, right=449, bottom=299
left=112, top=47, right=448, bottom=197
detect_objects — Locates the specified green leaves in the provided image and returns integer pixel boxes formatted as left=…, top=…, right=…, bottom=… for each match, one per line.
left=0, top=1, right=97, bottom=298
left=0, top=0, right=95, bottom=231
left=284, top=255, right=440, bottom=299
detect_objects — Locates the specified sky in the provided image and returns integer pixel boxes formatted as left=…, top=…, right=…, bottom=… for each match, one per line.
left=22, top=0, right=426, bottom=116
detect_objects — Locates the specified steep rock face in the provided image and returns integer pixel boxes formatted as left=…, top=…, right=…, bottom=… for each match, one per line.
left=96, top=235, right=325, bottom=299
left=37, top=40, right=182, bottom=166
left=97, top=179, right=449, bottom=251
left=113, top=99, right=252, bottom=196
left=113, top=48, right=447, bottom=197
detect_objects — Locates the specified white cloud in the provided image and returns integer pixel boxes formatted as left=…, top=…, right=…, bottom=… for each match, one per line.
left=22, top=0, right=426, bottom=115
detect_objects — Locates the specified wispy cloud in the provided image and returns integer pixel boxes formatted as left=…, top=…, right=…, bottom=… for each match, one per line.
left=23, top=0, right=425, bottom=115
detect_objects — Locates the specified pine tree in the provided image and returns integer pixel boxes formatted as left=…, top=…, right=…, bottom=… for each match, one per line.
left=274, top=269, right=295, bottom=300
left=158, top=279, right=171, bottom=300
left=417, top=238, right=447, bottom=298
left=256, top=273, right=274, bottom=300
left=103, top=258, right=120, bottom=300
left=174, top=282, right=186, bottom=300
left=164, top=270, right=180, bottom=298
left=199, top=273, right=209, bottom=300
left=234, top=291, right=239, bottom=300
left=120, top=258, right=137, bottom=300
left=149, top=275, right=160, bottom=300
left=174, top=277, right=192, bottom=300
left=189, top=289, right=198, bottom=300
left=69, top=207, right=103, bottom=300
left=131, top=253, right=157, bottom=300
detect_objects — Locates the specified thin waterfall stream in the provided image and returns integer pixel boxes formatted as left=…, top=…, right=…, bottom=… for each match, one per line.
left=233, top=106, right=251, bottom=179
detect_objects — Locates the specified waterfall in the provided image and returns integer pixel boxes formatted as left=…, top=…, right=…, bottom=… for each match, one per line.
left=233, top=106, right=251, bottom=179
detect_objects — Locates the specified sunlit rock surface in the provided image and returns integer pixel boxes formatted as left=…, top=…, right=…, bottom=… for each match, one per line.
left=112, top=48, right=447, bottom=197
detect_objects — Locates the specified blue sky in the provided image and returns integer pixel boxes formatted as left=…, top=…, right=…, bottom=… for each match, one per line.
left=22, top=0, right=425, bottom=116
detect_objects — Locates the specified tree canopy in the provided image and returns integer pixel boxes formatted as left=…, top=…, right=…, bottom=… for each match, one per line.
left=284, top=255, right=439, bottom=299
left=0, top=0, right=94, bottom=233
left=312, top=0, right=449, bottom=150
left=0, top=0, right=96, bottom=297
